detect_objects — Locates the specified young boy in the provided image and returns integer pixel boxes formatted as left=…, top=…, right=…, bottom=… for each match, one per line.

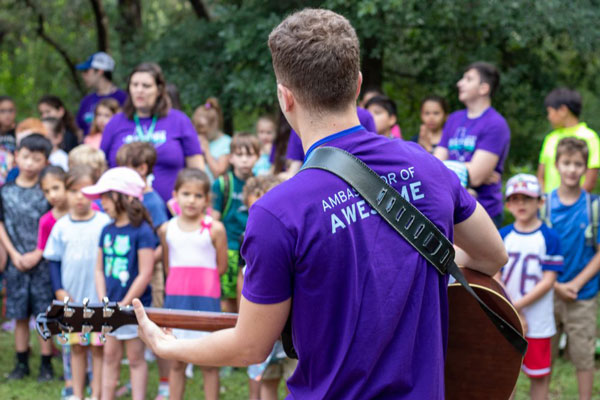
left=364, top=95, right=398, bottom=138
left=545, top=137, right=600, bottom=400
left=434, top=61, right=511, bottom=228
left=0, top=133, right=54, bottom=381
left=498, top=174, right=563, bottom=399
left=116, top=141, right=170, bottom=399
left=212, top=131, right=259, bottom=313
left=537, top=88, right=600, bottom=193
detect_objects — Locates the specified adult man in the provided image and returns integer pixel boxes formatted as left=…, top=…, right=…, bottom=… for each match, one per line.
left=434, top=62, right=511, bottom=228
left=134, top=9, right=507, bottom=398
left=75, top=52, right=127, bottom=135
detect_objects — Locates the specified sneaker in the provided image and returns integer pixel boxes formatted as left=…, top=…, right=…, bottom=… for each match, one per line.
left=61, top=387, right=74, bottom=400
left=154, top=385, right=169, bottom=400
left=6, top=362, right=30, bottom=380
left=37, top=363, right=54, bottom=382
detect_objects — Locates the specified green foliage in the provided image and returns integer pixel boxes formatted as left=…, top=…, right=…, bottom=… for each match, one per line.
left=2, top=0, right=600, bottom=164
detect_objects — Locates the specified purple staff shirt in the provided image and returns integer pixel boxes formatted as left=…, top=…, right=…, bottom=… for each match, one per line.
left=100, top=109, right=202, bottom=202
left=242, top=128, right=476, bottom=399
left=438, top=107, right=510, bottom=218
left=77, top=90, right=128, bottom=135
left=285, top=107, right=377, bottom=161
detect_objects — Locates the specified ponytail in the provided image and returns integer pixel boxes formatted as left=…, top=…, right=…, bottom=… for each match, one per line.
left=112, top=192, right=153, bottom=228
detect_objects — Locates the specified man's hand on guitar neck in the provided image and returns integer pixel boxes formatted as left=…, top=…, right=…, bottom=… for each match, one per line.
left=133, top=298, right=177, bottom=357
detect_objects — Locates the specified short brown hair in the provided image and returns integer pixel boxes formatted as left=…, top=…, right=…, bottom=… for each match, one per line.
left=122, top=62, right=170, bottom=120
left=68, top=144, right=107, bottom=182
left=174, top=168, right=210, bottom=195
left=231, top=131, right=260, bottom=155
left=268, top=9, right=360, bottom=113
left=116, top=142, right=157, bottom=175
left=66, top=165, right=96, bottom=189
left=243, top=175, right=283, bottom=206
left=556, top=137, right=589, bottom=165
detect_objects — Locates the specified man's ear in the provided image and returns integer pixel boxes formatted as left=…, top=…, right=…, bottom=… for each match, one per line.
left=277, top=83, right=294, bottom=112
left=478, top=82, right=491, bottom=97
left=355, top=72, right=363, bottom=101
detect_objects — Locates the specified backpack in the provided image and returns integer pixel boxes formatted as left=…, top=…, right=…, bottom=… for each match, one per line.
left=540, top=192, right=600, bottom=248
left=218, top=171, right=234, bottom=217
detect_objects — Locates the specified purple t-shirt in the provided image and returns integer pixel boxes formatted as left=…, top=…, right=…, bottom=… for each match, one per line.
left=285, top=107, right=377, bottom=161
left=77, top=90, right=128, bottom=135
left=242, top=128, right=476, bottom=399
left=100, top=109, right=203, bottom=202
left=438, top=107, right=510, bottom=218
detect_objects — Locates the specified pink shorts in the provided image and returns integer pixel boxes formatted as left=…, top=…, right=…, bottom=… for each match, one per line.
left=522, top=337, right=551, bottom=377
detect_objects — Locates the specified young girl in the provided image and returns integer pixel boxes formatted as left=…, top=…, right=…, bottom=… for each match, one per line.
left=253, top=115, right=276, bottom=176
left=84, top=167, right=156, bottom=400
left=38, top=95, right=81, bottom=152
left=85, top=98, right=120, bottom=149
left=192, top=98, right=231, bottom=182
left=162, top=168, right=228, bottom=400
left=44, top=166, right=111, bottom=400
left=41, top=117, right=69, bottom=171
left=412, top=95, right=448, bottom=153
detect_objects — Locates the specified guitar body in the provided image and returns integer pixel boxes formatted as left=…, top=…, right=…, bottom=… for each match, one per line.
left=446, top=268, right=524, bottom=400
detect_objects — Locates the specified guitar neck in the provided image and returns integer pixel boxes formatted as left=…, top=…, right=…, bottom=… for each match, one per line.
left=121, top=307, right=238, bottom=332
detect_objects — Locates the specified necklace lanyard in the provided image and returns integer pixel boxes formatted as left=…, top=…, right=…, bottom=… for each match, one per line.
left=133, top=114, right=157, bottom=142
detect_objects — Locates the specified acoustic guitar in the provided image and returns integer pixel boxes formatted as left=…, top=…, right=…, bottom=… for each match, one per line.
left=36, top=268, right=524, bottom=399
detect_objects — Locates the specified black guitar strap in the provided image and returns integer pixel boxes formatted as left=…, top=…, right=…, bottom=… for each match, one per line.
left=285, top=146, right=527, bottom=358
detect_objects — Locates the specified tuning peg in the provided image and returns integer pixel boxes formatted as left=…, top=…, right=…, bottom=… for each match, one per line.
left=63, top=296, right=75, bottom=318
left=81, top=324, right=93, bottom=335
left=99, top=324, right=113, bottom=344
left=79, top=334, right=89, bottom=345
left=83, top=298, right=94, bottom=319
left=102, top=297, right=114, bottom=318
left=57, top=333, right=68, bottom=344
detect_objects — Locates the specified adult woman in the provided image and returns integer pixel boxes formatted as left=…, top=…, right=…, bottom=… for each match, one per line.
left=100, top=62, right=204, bottom=202
left=192, top=97, right=230, bottom=182
left=38, top=95, right=81, bottom=152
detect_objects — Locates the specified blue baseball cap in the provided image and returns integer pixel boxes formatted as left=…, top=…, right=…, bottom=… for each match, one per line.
left=76, top=52, right=115, bottom=71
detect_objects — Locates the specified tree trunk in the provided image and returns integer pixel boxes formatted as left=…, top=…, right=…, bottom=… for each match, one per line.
left=117, top=0, right=142, bottom=49
left=188, top=0, right=210, bottom=20
left=361, top=36, right=383, bottom=93
left=90, top=0, right=109, bottom=52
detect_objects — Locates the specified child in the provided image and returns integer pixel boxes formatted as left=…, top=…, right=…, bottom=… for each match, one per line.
left=84, top=167, right=156, bottom=400
left=193, top=98, right=231, bottom=182
left=162, top=168, right=228, bottom=400
left=434, top=61, right=511, bottom=228
left=497, top=174, right=563, bottom=400
left=85, top=98, right=120, bottom=149
left=253, top=115, right=276, bottom=176
left=537, top=88, right=600, bottom=193
left=44, top=166, right=111, bottom=400
left=116, top=141, right=170, bottom=399
left=238, top=175, right=298, bottom=400
left=68, top=144, right=108, bottom=182
left=411, top=95, right=448, bottom=153
left=0, top=134, right=54, bottom=381
left=41, top=117, right=69, bottom=171
left=364, top=95, right=398, bottom=138
left=543, top=137, right=600, bottom=400
left=212, top=132, right=259, bottom=313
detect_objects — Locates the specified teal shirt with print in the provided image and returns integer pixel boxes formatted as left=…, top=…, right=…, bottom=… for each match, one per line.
left=212, top=171, right=248, bottom=250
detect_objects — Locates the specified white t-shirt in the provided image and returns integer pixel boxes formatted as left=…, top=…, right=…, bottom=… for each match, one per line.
left=49, top=149, right=69, bottom=172
left=43, top=212, right=111, bottom=302
left=499, top=223, right=564, bottom=338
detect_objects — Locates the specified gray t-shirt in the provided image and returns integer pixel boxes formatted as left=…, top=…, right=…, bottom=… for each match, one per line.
left=43, top=212, right=111, bottom=302
left=0, top=182, right=49, bottom=254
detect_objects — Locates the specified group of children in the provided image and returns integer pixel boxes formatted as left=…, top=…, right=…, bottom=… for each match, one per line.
left=497, top=87, right=600, bottom=400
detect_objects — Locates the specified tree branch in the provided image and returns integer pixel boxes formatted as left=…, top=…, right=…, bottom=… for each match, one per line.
left=24, top=0, right=84, bottom=95
left=188, top=0, right=210, bottom=20
left=90, top=0, right=109, bottom=52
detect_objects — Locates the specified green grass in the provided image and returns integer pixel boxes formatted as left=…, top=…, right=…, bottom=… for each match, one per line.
left=0, top=325, right=287, bottom=400
left=0, top=322, right=597, bottom=399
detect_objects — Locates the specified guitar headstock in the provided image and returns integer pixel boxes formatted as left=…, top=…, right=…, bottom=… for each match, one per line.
left=36, top=297, right=137, bottom=344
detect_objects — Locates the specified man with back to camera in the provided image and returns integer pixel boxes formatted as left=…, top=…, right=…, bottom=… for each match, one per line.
left=133, top=8, right=508, bottom=398
left=75, top=52, right=127, bottom=135
left=434, top=62, right=511, bottom=228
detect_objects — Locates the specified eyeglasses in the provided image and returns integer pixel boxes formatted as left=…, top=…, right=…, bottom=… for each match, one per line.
left=0, top=108, right=15, bottom=114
